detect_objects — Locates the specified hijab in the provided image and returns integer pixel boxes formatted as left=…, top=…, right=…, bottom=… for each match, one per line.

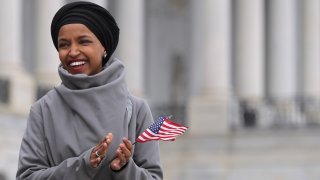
left=51, top=1, right=120, bottom=65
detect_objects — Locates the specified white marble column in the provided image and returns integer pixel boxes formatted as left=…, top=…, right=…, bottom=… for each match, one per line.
left=234, top=0, right=265, bottom=100
left=267, top=0, right=298, bottom=100
left=267, top=0, right=302, bottom=125
left=302, top=0, right=320, bottom=100
left=0, top=0, right=35, bottom=115
left=114, top=0, right=144, bottom=97
left=302, top=0, right=320, bottom=124
left=233, top=0, right=266, bottom=127
left=188, top=0, right=232, bottom=135
left=35, top=0, right=64, bottom=98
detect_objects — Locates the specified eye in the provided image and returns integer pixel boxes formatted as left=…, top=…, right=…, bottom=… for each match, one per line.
left=79, top=39, right=91, bottom=45
left=58, top=42, right=69, bottom=49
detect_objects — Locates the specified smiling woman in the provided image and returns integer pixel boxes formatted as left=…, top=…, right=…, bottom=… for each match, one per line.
left=16, top=1, right=163, bottom=180
left=58, top=24, right=105, bottom=75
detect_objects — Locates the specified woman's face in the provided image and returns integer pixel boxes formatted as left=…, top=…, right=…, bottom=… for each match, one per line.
left=58, top=23, right=105, bottom=75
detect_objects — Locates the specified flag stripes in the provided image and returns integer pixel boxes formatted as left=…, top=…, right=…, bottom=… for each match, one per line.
left=136, top=115, right=188, bottom=143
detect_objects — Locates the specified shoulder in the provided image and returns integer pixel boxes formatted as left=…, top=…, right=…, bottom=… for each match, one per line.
left=128, top=94, right=151, bottom=116
left=128, top=94, right=154, bottom=131
left=29, top=88, right=60, bottom=115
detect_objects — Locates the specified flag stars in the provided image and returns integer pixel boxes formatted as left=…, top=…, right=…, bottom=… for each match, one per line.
left=149, top=117, right=165, bottom=133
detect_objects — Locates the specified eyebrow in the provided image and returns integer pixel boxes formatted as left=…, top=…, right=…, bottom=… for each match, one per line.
left=78, top=35, right=93, bottom=39
left=58, top=35, right=93, bottom=42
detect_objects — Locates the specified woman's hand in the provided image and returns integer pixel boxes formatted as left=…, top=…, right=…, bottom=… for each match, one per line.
left=90, top=133, right=113, bottom=168
left=110, top=137, right=133, bottom=171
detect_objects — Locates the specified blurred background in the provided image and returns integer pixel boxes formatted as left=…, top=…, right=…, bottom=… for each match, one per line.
left=0, top=0, right=320, bottom=179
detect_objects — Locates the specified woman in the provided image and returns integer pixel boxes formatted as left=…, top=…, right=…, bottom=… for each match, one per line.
left=16, top=1, right=163, bottom=179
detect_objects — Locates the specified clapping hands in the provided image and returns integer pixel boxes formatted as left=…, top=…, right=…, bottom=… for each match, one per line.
left=90, top=133, right=133, bottom=171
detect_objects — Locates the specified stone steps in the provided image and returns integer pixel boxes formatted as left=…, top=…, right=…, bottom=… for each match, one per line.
left=1, top=114, right=320, bottom=180
left=160, top=129, right=320, bottom=180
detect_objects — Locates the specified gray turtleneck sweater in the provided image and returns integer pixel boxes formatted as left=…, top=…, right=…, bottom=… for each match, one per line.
left=16, top=58, right=163, bottom=180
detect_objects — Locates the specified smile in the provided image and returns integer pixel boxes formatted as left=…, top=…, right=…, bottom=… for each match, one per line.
left=69, top=61, right=86, bottom=67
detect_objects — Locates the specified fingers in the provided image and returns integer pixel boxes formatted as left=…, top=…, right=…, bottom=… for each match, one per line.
left=90, top=142, right=106, bottom=168
left=110, top=149, right=128, bottom=171
left=98, top=133, right=113, bottom=145
left=117, top=146, right=127, bottom=164
left=118, top=138, right=132, bottom=162
left=110, top=137, right=133, bottom=171
left=106, top=133, right=113, bottom=144
left=95, top=134, right=111, bottom=157
left=122, top=137, right=133, bottom=153
left=110, top=158, right=122, bottom=171
left=90, top=133, right=113, bottom=168
left=90, top=155, right=102, bottom=168
left=119, top=145, right=131, bottom=160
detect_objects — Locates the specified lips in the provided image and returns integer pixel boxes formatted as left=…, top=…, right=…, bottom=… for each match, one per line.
left=67, top=60, right=87, bottom=74
left=69, top=61, right=86, bottom=67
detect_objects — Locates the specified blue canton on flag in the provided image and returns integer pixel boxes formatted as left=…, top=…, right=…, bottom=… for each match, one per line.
left=149, top=116, right=165, bottom=134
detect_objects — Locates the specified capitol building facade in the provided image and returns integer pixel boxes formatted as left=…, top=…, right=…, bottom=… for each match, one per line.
left=0, top=0, right=319, bottom=136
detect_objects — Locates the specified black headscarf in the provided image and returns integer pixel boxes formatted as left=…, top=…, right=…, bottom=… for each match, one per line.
left=51, top=1, right=119, bottom=65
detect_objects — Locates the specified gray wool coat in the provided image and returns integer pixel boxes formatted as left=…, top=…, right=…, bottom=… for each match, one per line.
left=16, top=59, right=163, bottom=180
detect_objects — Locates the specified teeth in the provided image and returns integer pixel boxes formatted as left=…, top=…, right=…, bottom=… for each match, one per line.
left=70, top=61, right=85, bottom=67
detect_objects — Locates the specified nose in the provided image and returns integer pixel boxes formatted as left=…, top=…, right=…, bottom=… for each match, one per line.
left=68, top=44, right=80, bottom=57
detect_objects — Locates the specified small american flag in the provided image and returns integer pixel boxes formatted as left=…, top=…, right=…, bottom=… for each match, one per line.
left=136, top=115, right=188, bottom=143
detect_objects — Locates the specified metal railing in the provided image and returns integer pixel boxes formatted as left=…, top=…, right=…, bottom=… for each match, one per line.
left=229, top=98, right=320, bottom=129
